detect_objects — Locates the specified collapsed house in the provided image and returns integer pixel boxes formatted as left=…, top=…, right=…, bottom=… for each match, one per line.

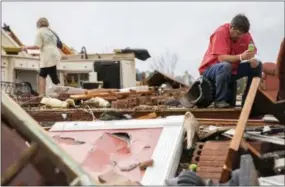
left=1, top=24, right=152, bottom=94
left=1, top=24, right=284, bottom=186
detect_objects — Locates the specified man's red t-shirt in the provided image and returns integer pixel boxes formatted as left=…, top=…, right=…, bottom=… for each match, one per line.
left=198, top=23, right=257, bottom=75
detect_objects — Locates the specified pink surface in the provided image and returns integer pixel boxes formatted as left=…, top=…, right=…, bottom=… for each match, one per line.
left=49, top=128, right=162, bottom=182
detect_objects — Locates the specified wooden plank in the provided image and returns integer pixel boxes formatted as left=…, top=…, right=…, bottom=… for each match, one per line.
left=230, top=77, right=261, bottom=150
left=220, top=77, right=261, bottom=183
left=136, top=112, right=157, bottom=119
left=1, top=92, right=98, bottom=185
left=241, top=139, right=261, bottom=158
left=70, top=90, right=153, bottom=100
left=85, top=89, right=119, bottom=95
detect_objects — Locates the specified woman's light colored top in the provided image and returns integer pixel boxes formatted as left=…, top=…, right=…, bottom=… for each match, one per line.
left=35, top=27, right=61, bottom=68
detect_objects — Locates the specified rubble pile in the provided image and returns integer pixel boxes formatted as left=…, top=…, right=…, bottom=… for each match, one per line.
left=17, top=84, right=188, bottom=110
left=2, top=23, right=284, bottom=186
left=174, top=123, right=285, bottom=186
left=2, top=68, right=284, bottom=186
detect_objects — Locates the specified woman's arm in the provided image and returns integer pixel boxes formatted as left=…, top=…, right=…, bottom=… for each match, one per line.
left=22, top=31, right=42, bottom=51
left=25, top=45, right=40, bottom=50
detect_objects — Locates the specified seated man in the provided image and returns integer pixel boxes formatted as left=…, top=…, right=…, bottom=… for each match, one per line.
left=199, top=14, right=262, bottom=108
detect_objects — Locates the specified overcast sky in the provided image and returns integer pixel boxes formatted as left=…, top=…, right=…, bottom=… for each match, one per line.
left=2, top=2, right=284, bottom=78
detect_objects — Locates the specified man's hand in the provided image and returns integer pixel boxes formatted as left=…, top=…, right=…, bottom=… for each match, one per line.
left=249, top=59, right=259, bottom=68
left=241, top=50, right=255, bottom=61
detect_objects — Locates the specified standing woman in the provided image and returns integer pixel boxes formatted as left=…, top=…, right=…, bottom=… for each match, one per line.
left=22, top=17, right=61, bottom=95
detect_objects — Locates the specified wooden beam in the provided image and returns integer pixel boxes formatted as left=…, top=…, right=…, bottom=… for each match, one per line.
left=240, top=139, right=261, bottom=158
left=1, top=92, right=98, bottom=185
left=230, top=77, right=261, bottom=150
left=220, top=77, right=261, bottom=183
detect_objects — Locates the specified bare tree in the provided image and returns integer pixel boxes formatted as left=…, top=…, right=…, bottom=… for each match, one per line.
left=150, top=51, right=178, bottom=76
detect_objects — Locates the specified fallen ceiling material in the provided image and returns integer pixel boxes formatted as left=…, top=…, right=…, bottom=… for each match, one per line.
left=27, top=107, right=243, bottom=123
left=49, top=116, right=185, bottom=185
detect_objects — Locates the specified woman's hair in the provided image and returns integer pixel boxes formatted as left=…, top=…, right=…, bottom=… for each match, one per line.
left=36, top=17, right=49, bottom=28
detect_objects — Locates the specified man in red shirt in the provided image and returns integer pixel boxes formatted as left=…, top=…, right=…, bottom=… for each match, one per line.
left=199, top=14, right=262, bottom=108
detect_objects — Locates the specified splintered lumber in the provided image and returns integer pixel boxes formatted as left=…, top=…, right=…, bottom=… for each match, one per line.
left=1, top=92, right=98, bottom=185
left=220, top=77, right=261, bottom=183
left=70, top=90, right=153, bottom=100
left=139, top=159, right=154, bottom=170
left=136, top=112, right=157, bottom=119
left=72, top=92, right=113, bottom=99
left=85, top=89, right=119, bottom=95
left=240, top=139, right=261, bottom=158
left=99, top=96, right=120, bottom=101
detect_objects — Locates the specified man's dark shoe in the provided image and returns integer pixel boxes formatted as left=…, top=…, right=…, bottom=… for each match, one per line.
left=214, top=101, right=231, bottom=108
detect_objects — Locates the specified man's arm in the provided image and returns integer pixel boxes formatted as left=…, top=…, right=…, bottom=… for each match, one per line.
left=218, top=54, right=240, bottom=63
left=210, top=32, right=240, bottom=63
left=218, top=48, right=254, bottom=64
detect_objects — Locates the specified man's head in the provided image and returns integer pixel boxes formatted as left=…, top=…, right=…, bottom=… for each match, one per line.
left=229, top=14, right=250, bottom=41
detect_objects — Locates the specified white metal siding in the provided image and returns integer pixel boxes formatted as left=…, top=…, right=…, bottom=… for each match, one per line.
left=120, top=60, right=136, bottom=88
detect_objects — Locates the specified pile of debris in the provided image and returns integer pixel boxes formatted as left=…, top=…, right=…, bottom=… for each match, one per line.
left=2, top=87, right=284, bottom=185
left=2, top=73, right=285, bottom=186
left=172, top=117, right=285, bottom=186
left=2, top=39, right=284, bottom=185
left=18, top=84, right=188, bottom=110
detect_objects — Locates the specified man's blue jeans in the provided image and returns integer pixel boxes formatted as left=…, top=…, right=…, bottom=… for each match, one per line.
left=203, top=61, right=262, bottom=106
